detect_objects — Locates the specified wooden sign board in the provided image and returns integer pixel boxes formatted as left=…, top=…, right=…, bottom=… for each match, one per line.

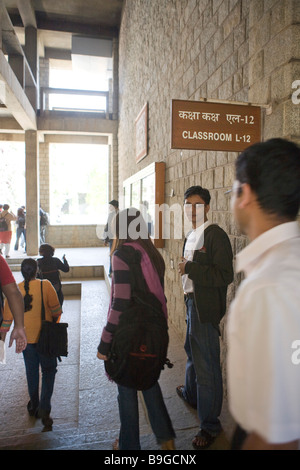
left=171, top=99, right=261, bottom=152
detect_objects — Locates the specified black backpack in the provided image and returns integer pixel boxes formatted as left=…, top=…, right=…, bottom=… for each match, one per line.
left=105, top=245, right=173, bottom=390
left=0, top=216, right=8, bottom=232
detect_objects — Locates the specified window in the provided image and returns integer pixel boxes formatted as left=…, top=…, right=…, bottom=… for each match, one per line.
left=48, top=56, right=112, bottom=112
left=49, top=143, right=108, bottom=225
left=0, top=142, right=25, bottom=209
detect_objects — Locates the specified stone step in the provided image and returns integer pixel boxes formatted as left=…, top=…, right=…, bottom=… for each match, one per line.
left=7, top=260, right=104, bottom=278
left=0, top=423, right=122, bottom=450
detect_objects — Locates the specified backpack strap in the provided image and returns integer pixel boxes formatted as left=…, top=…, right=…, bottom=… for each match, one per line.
left=40, top=280, right=45, bottom=322
left=114, top=245, right=162, bottom=313
left=114, top=245, right=146, bottom=293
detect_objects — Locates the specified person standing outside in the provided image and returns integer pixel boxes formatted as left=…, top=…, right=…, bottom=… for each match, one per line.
left=39, top=207, right=49, bottom=244
left=103, top=200, right=119, bottom=277
left=227, top=138, right=300, bottom=450
left=14, top=206, right=26, bottom=252
left=177, top=186, right=233, bottom=449
left=0, top=204, right=17, bottom=258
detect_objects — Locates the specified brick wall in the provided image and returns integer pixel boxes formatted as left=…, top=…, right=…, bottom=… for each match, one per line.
left=117, top=0, right=300, bottom=387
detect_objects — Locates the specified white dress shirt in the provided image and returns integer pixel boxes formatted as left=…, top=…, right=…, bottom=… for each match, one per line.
left=227, top=221, right=300, bottom=444
left=182, top=221, right=210, bottom=294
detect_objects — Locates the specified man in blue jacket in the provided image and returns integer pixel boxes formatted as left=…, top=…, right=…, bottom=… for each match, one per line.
left=177, top=185, right=233, bottom=449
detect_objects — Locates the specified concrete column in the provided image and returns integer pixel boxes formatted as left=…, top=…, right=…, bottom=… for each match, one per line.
left=112, top=38, right=119, bottom=120
left=24, top=25, right=38, bottom=110
left=25, top=130, right=39, bottom=256
left=25, top=26, right=37, bottom=80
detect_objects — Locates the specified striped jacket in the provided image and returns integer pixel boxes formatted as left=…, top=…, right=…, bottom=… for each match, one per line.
left=98, top=242, right=167, bottom=356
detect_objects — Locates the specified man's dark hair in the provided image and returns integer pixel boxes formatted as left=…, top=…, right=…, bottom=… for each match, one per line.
left=236, top=138, right=300, bottom=220
left=184, top=186, right=211, bottom=205
left=109, top=199, right=119, bottom=208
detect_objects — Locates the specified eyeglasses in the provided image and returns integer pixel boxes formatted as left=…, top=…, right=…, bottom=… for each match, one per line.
left=225, top=182, right=243, bottom=196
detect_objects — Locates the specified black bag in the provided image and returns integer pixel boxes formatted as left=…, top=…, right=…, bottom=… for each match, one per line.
left=36, top=281, right=68, bottom=359
left=0, top=217, right=8, bottom=232
left=105, top=246, right=173, bottom=390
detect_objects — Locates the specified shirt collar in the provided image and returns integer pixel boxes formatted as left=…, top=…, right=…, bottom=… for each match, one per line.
left=236, top=221, right=300, bottom=275
left=195, top=220, right=210, bottom=232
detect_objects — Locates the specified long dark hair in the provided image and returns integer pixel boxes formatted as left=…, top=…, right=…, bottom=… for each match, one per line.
left=112, top=208, right=165, bottom=281
left=21, top=258, right=38, bottom=312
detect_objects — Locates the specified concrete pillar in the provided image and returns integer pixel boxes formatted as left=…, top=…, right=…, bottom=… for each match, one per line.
left=25, top=130, right=39, bottom=256
left=25, top=26, right=37, bottom=80
left=24, top=26, right=38, bottom=110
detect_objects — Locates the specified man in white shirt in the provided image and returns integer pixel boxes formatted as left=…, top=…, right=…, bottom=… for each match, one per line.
left=227, top=138, right=300, bottom=450
left=177, top=186, right=233, bottom=449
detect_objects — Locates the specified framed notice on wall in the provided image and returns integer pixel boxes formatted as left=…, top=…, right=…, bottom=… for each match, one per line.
left=135, top=102, right=148, bottom=163
left=171, top=99, right=261, bottom=152
left=123, top=162, right=165, bottom=248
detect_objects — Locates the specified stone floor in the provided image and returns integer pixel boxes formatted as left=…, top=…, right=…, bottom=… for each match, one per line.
left=0, top=247, right=235, bottom=451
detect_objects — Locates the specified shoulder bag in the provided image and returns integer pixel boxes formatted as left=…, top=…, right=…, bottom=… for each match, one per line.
left=36, top=280, right=68, bottom=360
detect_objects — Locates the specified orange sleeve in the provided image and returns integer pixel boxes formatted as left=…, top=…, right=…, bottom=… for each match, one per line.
left=0, top=299, right=14, bottom=332
left=43, top=280, right=62, bottom=320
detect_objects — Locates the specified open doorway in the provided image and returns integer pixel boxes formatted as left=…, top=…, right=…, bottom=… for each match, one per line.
left=49, top=143, right=109, bottom=225
left=0, top=141, right=26, bottom=210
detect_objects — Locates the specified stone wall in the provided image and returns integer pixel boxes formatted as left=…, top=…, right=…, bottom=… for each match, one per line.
left=46, top=224, right=104, bottom=248
left=117, top=0, right=300, bottom=388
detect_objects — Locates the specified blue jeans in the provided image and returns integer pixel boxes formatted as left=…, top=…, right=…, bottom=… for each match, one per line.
left=23, top=344, right=57, bottom=413
left=183, top=298, right=222, bottom=436
left=117, top=382, right=176, bottom=450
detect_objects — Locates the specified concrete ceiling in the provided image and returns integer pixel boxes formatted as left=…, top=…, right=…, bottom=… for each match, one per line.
left=0, top=0, right=124, bottom=130
left=4, top=0, right=124, bottom=50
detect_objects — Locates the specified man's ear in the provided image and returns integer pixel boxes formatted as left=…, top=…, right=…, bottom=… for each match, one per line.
left=237, top=183, right=253, bottom=209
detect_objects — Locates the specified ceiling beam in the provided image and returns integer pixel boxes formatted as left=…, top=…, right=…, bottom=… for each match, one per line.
left=8, top=12, right=119, bottom=39
left=17, top=0, right=37, bottom=28
left=0, top=50, right=36, bottom=130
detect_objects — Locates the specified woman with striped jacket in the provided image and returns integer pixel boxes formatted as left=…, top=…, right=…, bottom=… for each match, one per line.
left=97, top=208, right=175, bottom=450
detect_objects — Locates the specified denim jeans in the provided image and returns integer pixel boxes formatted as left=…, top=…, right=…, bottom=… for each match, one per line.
left=14, top=227, right=26, bottom=251
left=22, top=343, right=57, bottom=413
left=117, top=382, right=176, bottom=450
left=183, top=298, right=223, bottom=436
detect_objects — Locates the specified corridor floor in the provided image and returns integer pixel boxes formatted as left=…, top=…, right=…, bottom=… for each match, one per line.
left=0, top=247, right=235, bottom=450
